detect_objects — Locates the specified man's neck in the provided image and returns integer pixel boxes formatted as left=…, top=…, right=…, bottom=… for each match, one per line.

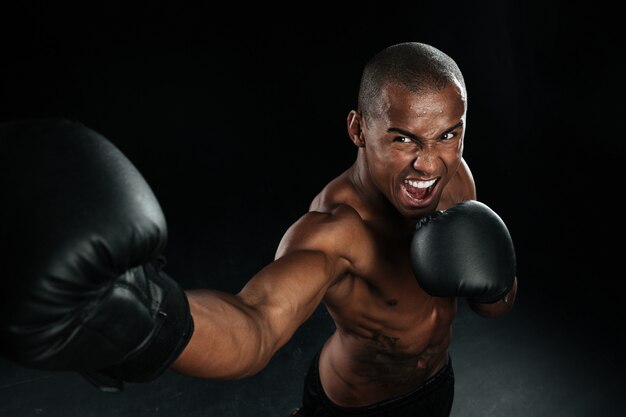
left=348, top=154, right=418, bottom=234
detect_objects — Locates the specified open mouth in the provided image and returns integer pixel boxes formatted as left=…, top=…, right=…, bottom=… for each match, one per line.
left=402, top=178, right=438, bottom=202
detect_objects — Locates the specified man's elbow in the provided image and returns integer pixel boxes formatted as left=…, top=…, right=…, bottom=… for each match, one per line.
left=468, top=277, right=518, bottom=318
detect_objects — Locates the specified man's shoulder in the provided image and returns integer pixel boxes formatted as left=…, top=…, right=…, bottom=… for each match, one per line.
left=438, top=157, right=477, bottom=210
left=275, top=203, right=372, bottom=261
left=284, top=204, right=368, bottom=245
left=275, top=166, right=375, bottom=261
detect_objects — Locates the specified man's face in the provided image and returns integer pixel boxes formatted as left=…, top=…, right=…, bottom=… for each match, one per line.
left=360, top=81, right=467, bottom=218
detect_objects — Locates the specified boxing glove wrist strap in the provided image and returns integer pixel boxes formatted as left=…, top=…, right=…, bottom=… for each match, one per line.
left=81, top=261, right=194, bottom=392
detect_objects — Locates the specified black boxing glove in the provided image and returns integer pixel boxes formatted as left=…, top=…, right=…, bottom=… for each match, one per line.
left=410, top=200, right=516, bottom=304
left=0, top=118, right=194, bottom=391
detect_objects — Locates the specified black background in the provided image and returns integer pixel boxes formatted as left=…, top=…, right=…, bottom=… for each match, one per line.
left=1, top=1, right=625, bottom=416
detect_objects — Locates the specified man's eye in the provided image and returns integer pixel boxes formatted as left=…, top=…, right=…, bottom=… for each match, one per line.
left=395, top=136, right=413, bottom=143
left=441, top=132, right=456, bottom=141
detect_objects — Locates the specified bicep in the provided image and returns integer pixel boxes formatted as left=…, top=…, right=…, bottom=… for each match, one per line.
left=237, top=250, right=347, bottom=350
left=238, top=208, right=360, bottom=348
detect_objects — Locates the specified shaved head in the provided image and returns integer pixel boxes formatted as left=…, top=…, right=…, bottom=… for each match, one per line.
left=358, top=42, right=466, bottom=119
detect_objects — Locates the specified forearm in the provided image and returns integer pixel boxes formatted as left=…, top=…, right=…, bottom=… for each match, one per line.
left=468, top=277, right=518, bottom=318
left=170, top=289, right=273, bottom=380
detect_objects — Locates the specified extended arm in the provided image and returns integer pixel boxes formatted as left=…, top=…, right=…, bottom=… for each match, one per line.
left=172, top=250, right=345, bottom=379
left=171, top=206, right=362, bottom=379
left=0, top=119, right=359, bottom=392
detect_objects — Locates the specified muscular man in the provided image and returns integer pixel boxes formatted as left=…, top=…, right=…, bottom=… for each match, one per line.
left=0, top=42, right=517, bottom=417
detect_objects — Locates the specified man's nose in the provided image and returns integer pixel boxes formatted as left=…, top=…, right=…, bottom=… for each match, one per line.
left=412, top=145, right=439, bottom=175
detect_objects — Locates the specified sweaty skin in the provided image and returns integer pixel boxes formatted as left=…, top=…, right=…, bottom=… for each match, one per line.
left=171, top=81, right=518, bottom=407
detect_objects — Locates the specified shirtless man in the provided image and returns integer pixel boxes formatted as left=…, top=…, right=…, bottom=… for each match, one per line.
left=0, top=42, right=517, bottom=417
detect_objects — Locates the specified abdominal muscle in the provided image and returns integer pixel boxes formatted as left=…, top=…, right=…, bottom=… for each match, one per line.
left=318, top=274, right=457, bottom=407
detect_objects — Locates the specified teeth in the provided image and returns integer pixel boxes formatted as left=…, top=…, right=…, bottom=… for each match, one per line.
left=405, top=179, right=436, bottom=188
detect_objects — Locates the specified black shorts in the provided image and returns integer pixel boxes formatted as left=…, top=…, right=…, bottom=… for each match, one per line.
left=292, top=352, right=454, bottom=417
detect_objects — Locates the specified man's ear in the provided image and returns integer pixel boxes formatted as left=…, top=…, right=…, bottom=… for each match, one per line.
left=347, top=110, right=366, bottom=148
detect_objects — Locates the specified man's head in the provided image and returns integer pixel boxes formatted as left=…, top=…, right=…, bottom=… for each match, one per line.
left=348, top=42, right=467, bottom=219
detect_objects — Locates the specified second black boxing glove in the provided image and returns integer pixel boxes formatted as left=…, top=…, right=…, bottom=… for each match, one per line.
left=410, top=200, right=516, bottom=304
